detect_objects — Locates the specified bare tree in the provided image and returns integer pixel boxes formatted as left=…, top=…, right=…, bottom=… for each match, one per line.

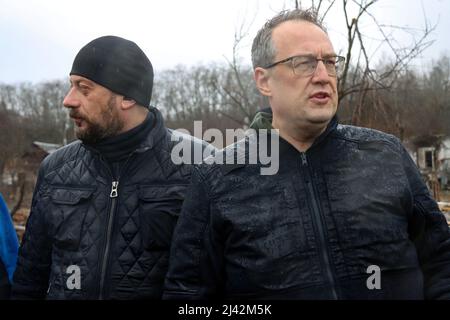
left=215, top=14, right=262, bottom=127
left=331, top=0, right=434, bottom=127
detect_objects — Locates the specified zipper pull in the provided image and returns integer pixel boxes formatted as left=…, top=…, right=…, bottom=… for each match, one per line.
left=301, top=153, right=308, bottom=166
left=110, top=181, right=119, bottom=198
left=47, top=282, right=52, bottom=294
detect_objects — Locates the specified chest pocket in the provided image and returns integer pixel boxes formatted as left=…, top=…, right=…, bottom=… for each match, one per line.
left=138, top=184, right=188, bottom=250
left=49, top=187, right=94, bottom=251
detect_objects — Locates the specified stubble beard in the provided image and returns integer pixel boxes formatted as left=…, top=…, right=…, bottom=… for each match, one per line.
left=75, top=94, right=125, bottom=144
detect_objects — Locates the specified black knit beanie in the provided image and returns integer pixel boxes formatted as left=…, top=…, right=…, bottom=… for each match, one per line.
left=70, top=36, right=153, bottom=107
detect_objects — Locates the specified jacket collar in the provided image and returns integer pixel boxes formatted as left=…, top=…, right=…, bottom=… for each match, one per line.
left=279, top=116, right=338, bottom=156
left=249, top=110, right=338, bottom=155
left=309, top=115, right=338, bottom=150
left=136, top=107, right=167, bottom=152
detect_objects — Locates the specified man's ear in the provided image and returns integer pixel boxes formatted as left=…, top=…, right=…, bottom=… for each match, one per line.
left=254, top=67, right=272, bottom=97
left=121, top=97, right=137, bottom=110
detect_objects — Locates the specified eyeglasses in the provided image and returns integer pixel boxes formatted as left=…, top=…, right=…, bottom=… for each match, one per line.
left=264, top=54, right=345, bottom=77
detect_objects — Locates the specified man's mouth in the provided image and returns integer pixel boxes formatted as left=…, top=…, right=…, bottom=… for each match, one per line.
left=310, top=91, right=330, bottom=99
left=71, top=116, right=84, bottom=127
left=309, top=91, right=331, bottom=103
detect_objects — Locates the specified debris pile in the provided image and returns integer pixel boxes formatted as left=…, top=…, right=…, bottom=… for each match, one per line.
left=438, top=202, right=450, bottom=226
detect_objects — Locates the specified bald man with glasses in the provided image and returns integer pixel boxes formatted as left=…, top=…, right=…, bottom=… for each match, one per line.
left=164, top=8, right=450, bottom=300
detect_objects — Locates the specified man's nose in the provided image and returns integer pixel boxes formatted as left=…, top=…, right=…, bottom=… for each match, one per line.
left=311, top=60, right=331, bottom=84
left=63, top=88, right=80, bottom=109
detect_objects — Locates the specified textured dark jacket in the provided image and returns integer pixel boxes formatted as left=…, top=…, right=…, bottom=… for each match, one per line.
left=12, top=107, right=214, bottom=300
left=164, top=115, right=450, bottom=300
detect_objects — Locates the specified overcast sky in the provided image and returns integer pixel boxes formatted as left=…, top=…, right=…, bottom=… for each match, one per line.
left=1, top=0, right=449, bottom=84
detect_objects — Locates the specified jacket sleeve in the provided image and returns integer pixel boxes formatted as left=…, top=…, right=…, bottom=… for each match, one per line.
left=0, top=192, right=19, bottom=286
left=401, top=144, right=450, bottom=299
left=11, top=165, right=52, bottom=300
left=163, top=166, right=225, bottom=300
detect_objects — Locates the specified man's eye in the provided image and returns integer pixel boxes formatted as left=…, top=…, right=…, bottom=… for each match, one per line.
left=79, top=86, right=90, bottom=95
left=293, top=59, right=313, bottom=68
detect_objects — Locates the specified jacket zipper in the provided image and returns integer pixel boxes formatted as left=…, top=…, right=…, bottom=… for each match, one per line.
left=98, top=155, right=134, bottom=300
left=98, top=180, right=118, bottom=300
left=300, top=152, right=338, bottom=300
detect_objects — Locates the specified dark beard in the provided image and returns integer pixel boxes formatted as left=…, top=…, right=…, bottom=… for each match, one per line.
left=76, top=94, right=125, bottom=144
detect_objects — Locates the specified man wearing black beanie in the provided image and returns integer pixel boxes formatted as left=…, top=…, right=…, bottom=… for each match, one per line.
left=12, top=36, right=214, bottom=300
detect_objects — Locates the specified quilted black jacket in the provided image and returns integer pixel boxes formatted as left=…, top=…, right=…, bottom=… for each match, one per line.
left=164, top=116, right=450, bottom=300
left=12, top=107, right=214, bottom=300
